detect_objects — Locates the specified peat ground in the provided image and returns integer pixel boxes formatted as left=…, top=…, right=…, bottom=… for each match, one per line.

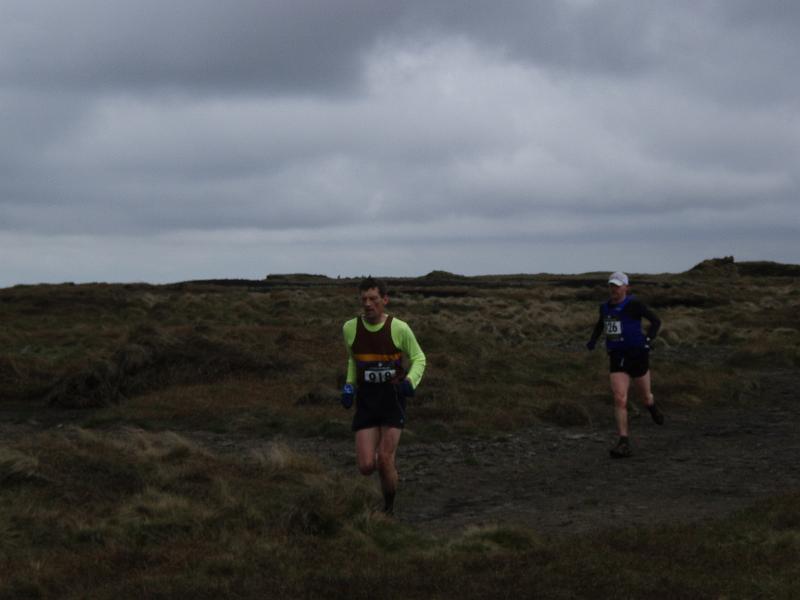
left=226, top=369, right=800, bottom=535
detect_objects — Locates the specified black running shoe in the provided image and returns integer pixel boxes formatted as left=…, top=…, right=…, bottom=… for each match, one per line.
left=609, top=438, right=632, bottom=458
left=648, top=404, right=664, bottom=425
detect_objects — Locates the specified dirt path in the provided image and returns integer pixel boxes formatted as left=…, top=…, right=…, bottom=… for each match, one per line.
left=287, top=370, right=800, bottom=535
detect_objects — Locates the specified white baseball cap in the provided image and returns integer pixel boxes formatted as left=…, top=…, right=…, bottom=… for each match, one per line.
left=608, top=271, right=629, bottom=286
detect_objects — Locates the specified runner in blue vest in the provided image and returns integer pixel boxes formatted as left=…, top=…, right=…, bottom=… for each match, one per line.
left=587, top=271, right=664, bottom=458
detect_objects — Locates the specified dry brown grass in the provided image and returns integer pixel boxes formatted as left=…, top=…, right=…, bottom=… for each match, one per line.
left=4, top=265, right=797, bottom=436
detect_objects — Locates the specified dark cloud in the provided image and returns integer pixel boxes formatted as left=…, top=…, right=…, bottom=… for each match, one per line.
left=2, top=1, right=409, bottom=95
left=6, top=1, right=797, bottom=97
left=0, top=1, right=798, bottom=284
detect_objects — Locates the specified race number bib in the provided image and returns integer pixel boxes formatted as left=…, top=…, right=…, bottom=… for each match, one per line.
left=604, top=317, right=623, bottom=339
left=364, top=367, right=396, bottom=384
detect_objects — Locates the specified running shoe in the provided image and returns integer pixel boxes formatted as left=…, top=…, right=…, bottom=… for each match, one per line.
left=609, top=438, right=632, bottom=458
left=648, top=404, right=664, bottom=425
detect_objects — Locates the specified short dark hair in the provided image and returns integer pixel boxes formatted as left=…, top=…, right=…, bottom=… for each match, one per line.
left=359, top=276, right=388, bottom=297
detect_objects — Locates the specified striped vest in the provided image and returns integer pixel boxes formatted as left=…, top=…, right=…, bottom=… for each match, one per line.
left=352, top=316, right=405, bottom=385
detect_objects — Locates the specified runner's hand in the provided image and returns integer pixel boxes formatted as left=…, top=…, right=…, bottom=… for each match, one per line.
left=646, top=337, right=655, bottom=351
left=586, top=340, right=596, bottom=351
left=398, top=379, right=415, bottom=397
left=341, top=383, right=354, bottom=409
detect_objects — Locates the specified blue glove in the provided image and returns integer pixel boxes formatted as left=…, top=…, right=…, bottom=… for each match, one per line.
left=586, top=340, right=596, bottom=351
left=341, top=383, right=354, bottom=409
left=398, top=379, right=414, bottom=397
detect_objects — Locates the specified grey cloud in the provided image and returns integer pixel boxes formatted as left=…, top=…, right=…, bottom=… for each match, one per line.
left=2, top=1, right=404, bottom=95
left=5, top=1, right=796, bottom=99
left=408, top=0, right=659, bottom=74
left=1, top=1, right=799, bottom=284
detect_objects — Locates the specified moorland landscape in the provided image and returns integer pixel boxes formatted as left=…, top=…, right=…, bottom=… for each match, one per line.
left=1, top=257, right=799, bottom=598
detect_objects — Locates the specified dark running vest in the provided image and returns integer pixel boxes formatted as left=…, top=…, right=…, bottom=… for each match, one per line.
left=351, top=316, right=405, bottom=385
left=601, top=296, right=647, bottom=351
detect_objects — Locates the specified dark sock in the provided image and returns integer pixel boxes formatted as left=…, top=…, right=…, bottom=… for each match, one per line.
left=383, top=491, right=395, bottom=515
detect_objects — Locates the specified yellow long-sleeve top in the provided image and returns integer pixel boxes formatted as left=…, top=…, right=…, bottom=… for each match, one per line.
left=342, top=315, right=426, bottom=389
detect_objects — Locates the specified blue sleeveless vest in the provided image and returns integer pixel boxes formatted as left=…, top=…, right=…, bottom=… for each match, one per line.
left=601, top=296, right=647, bottom=351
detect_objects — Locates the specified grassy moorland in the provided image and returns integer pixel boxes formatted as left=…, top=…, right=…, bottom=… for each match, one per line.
left=1, top=257, right=800, bottom=598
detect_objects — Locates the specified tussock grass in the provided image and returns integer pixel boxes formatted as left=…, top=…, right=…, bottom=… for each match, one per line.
left=447, top=524, right=547, bottom=554
left=45, top=327, right=288, bottom=408
left=1, top=271, right=796, bottom=437
left=0, top=429, right=379, bottom=597
left=250, top=441, right=324, bottom=474
left=726, top=341, right=800, bottom=369
left=0, top=447, right=41, bottom=484
left=540, top=399, right=592, bottom=427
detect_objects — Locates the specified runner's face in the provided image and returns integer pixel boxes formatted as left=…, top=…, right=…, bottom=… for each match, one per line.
left=608, top=283, right=627, bottom=303
left=361, top=287, right=388, bottom=323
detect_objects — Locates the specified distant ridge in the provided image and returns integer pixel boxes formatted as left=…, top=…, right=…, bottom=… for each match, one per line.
left=687, top=256, right=800, bottom=278
left=735, top=261, right=800, bottom=277
left=166, top=258, right=799, bottom=290
left=687, top=256, right=739, bottom=277
left=265, top=273, right=330, bottom=281
left=419, top=270, right=467, bottom=281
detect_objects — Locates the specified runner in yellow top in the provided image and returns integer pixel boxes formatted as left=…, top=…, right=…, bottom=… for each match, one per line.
left=341, top=276, right=426, bottom=515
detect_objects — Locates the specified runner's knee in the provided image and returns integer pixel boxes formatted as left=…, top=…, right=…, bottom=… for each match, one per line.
left=357, top=457, right=377, bottom=476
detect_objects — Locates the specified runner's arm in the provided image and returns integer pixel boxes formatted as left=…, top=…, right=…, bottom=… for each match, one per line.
left=342, top=319, right=358, bottom=385
left=640, top=303, right=661, bottom=339
left=629, top=299, right=661, bottom=339
left=391, top=320, right=426, bottom=389
left=588, top=307, right=604, bottom=345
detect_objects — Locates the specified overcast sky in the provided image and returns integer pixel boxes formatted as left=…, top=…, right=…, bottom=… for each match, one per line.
left=2, top=1, right=798, bottom=286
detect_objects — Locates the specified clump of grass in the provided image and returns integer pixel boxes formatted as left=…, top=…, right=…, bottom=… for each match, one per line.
left=448, top=524, right=546, bottom=554
left=250, top=442, right=324, bottom=474
left=0, top=355, right=22, bottom=384
left=726, top=344, right=800, bottom=369
left=540, top=399, right=592, bottom=427
left=45, top=327, right=288, bottom=408
left=0, top=447, right=42, bottom=484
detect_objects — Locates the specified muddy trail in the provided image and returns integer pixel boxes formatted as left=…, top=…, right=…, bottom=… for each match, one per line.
left=177, top=369, right=800, bottom=536
left=291, top=369, right=800, bottom=535
left=2, top=370, right=798, bottom=537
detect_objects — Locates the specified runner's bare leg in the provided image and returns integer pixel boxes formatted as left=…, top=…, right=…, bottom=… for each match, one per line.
left=377, top=427, right=402, bottom=513
left=610, top=372, right=631, bottom=437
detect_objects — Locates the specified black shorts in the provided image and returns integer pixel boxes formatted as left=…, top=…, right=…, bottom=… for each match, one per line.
left=609, top=348, right=650, bottom=378
left=352, top=383, right=407, bottom=431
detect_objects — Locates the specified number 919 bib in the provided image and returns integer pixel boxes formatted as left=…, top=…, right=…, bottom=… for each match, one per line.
left=364, top=367, right=396, bottom=384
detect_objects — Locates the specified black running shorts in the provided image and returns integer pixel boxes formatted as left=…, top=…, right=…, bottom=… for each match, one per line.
left=352, top=383, right=407, bottom=431
left=609, top=348, right=650, bottom=378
